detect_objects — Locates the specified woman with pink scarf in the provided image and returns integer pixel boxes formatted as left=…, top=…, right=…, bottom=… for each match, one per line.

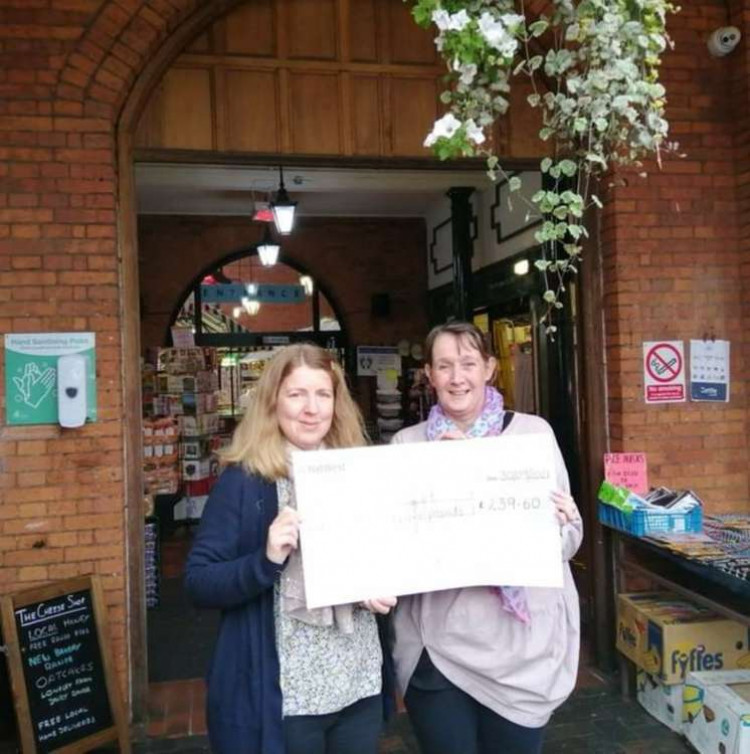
left=391, top=322, right=583, bottom=754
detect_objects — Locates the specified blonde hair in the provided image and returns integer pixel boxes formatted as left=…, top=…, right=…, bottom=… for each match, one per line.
left=221, top=344, right=366, bottom=480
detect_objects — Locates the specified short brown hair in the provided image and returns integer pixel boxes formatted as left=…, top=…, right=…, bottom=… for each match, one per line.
left=221, top=343, right=366, bottom=480
left=424, top=321, right=494, bottom=366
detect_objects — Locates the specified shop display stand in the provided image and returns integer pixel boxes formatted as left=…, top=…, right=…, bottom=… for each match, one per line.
left=165, top=351, right=221, bottom=525
left=375, top=385, right=403, bottom=444
left=612, top=530, right=750, bottom=698
left=144, top=516, right=160, bottom=608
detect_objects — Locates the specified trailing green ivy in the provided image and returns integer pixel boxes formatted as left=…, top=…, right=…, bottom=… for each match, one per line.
left=409, top=0, right=679, bottom=334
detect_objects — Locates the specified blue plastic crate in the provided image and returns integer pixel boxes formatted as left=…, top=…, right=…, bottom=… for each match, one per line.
left=598, top=500, right=702, bottom=537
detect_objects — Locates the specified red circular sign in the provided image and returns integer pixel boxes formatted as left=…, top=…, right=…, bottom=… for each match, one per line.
left=646, top=343, right=682, bottom=383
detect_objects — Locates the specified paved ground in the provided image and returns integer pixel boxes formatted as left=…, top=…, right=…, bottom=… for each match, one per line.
left=98, top=675, right=690, bottom=754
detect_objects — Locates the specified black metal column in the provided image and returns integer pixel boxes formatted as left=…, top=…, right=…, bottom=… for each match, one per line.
left=447, top=186, right=475, bottom=321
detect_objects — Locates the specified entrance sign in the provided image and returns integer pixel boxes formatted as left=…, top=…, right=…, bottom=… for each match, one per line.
left=293, top=435, right=563, bottom=609
left=604, top=452, right=648, bottom=494
left=200, top=283, right=305, bottom=304
left=4, top=333, right=97, bottom=426
left=0, top=575, right=129, bottom=753
left=643, top=341, right=686, bottom=403
left=690, top=339, right=730, bottom=402
left=356, top=346, right=401, bottom=376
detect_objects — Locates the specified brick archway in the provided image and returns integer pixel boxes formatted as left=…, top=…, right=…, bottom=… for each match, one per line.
left=54, top=1, right=244, bottom=123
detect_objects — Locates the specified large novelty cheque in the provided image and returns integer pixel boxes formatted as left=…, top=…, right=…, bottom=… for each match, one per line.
left=293, top=434, right=563, bottom=609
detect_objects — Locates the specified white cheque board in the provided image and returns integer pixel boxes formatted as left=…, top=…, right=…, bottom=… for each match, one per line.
left=292, top=433, right=563, bottom=609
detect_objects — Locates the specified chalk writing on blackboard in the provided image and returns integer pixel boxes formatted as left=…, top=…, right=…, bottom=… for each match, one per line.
left=16, top=588, right=113, bottom=751
left=1, top=575, right=129, bottom=754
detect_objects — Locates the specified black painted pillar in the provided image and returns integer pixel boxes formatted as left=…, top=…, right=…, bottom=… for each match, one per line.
left=447, top=186, right=475, bottom=322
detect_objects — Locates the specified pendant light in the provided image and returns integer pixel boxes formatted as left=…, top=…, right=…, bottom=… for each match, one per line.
left=241, top=297, right=261, bottom=316
left=270, top=165, right=297, bottom=235
left=257, top=224, right=280, bottom=267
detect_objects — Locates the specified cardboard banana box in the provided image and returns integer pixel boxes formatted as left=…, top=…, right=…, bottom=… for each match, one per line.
left=617, top=592, right=750, bottom=684
left=684, top=670, right=750, bottom=754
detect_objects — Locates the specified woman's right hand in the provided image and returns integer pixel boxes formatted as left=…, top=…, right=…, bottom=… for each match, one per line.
left=361, top=596, right=398, bottom=614
left=266, top=507, right=300, bottom=565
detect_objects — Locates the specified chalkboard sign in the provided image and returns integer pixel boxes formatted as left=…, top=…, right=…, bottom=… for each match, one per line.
left=1, top=575, right=129, bottom=753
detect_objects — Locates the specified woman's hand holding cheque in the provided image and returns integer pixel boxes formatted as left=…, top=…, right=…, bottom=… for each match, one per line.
left=361, top=597, right=398, bottom=615
left=266, top=507, right=300, bottom=565
left=551, top=490, right=581, bottom=526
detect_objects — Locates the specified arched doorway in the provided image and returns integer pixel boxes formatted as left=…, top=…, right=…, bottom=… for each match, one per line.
left=115, top=1, right=447, bottom=723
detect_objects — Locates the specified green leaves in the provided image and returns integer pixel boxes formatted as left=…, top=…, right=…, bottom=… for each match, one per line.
left=558, top=159, right=577, bottom=177
left=408, top=0, right=678, bottom=336
left=528, top=19, right=549, bottom=37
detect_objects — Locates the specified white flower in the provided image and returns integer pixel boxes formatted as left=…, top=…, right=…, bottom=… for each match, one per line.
left=500, top=13, right=525, bottom=30
left=477, top=12, right=518, bottom=58
left=432, top=9, right=451, bottom=31
left=465, top=119, right=486, bottom=145
left=424, top=113, right=462, bottom=147
left=433, top=8, right=470, bottom=32
left=457, top=62, right=478, bottom=85
left=448, top=10, right=470, bottom=31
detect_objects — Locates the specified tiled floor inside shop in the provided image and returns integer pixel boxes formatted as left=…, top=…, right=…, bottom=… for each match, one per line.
left=132, top=532, right=693, bottom=753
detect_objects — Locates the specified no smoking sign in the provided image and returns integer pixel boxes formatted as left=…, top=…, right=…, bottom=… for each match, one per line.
left=643, top=341, right=686, bottom=403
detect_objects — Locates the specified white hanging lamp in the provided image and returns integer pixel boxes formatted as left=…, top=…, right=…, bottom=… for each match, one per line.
left=257, top=224, right=280, bottom=267
left=270, top=165, right=297, bottom=235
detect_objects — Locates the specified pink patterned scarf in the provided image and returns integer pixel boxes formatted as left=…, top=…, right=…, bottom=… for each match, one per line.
left=426, top=386, right=530, bottom=625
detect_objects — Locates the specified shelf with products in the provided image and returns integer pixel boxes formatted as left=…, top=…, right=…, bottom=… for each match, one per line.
left=141, top=347, right=222, bottom=521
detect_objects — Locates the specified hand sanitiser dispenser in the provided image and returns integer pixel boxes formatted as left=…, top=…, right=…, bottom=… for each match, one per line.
left=57, top=353, right=87, bottom=428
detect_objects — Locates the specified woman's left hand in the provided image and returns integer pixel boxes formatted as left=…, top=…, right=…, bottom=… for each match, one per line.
left=551, top=490, right=581, bottom=526
left=361, top=596, right=398, bottom=614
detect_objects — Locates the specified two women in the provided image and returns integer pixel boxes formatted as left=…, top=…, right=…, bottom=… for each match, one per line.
left=185, top=344, right=394, bottom=754
left=391, top=321, right=583, bottom=754
left=187, top=324, right=582, bottom=754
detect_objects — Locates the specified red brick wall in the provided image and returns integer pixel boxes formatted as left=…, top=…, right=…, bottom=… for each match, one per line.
left=138, top=215, right=429, bottom=350
left=601, top=1, right=750, bottom=511
left=0, top=0, right=246, bottom=704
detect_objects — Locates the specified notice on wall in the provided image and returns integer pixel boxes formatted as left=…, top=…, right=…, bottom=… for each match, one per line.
left=0, top=576, right=128, bottom=754
left=604, top=452, right=648, bottom=495
left=643, top=340, right=686, bottom=404
left=356, top=346, right=402, bottom=377
left=690, top=339, right=730, bottom=403
left=293, top=434, right=563, bottom=609
left=4, top=333, right=97, bottom=426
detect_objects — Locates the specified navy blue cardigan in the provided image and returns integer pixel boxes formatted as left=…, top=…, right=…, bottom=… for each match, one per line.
left=185, top=465, right=285, bottom=754
left=185, top=465, right=396, bottom=754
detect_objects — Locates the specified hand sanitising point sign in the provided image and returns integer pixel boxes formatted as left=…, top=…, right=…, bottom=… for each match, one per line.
left=4, top=333, right=96, bottom=426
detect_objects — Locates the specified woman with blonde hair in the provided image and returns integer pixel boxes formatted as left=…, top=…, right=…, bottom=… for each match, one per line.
left=186, top=343, right=395, bottom=754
